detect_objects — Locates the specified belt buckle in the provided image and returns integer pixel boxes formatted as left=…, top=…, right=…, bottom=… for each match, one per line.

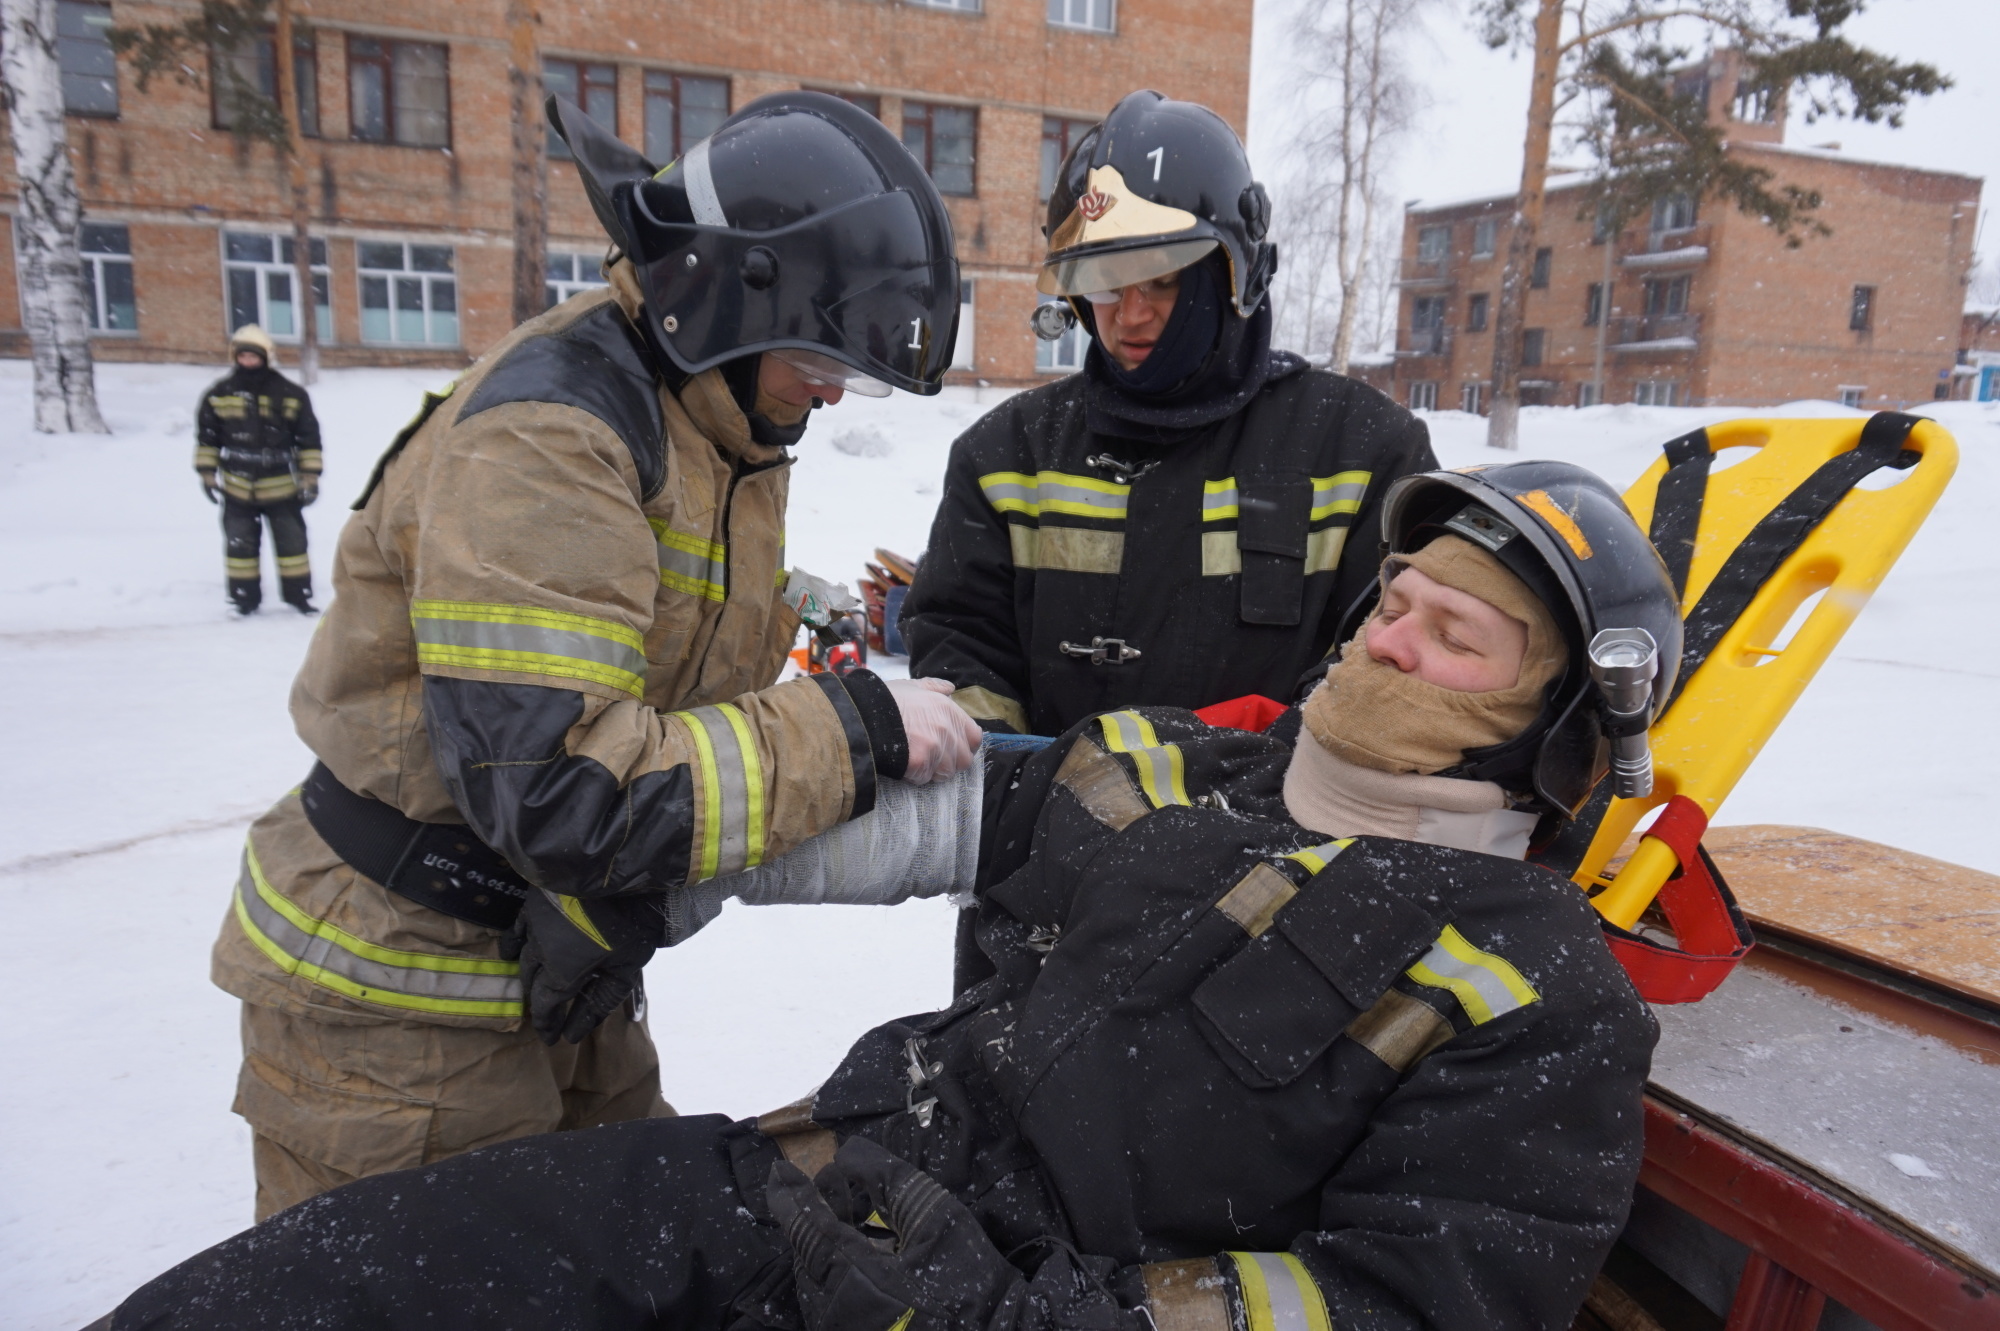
left=1058, top=636, right=1142, bottom=666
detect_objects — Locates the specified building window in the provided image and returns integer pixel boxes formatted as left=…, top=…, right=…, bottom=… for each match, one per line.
left=348, top=37, right=450, bottom=147
left=1472, top=218, right=1496, bottom=259
left=1461, top=381, right=1486, bottom=414
left=1838, top=385, right=1865, bottom=408
left=1521, top=327, right=1545, bottom=366
left=357, top=240, right=458, bottom=345
left=902, top=101, right=975, bottom=196
left=77, top=222, right=136, bottom=332
left=212, top=30, right=319, bottom=136
left=224, top=231, right=330, bottom=342
left=1036, top=296, right=1085, bottom=373
left=1047, top=0, right=1115, bottom=32
left=952, top=279, right=975, bottom=370
left=1850, top=284, right=1875, bottom=332
left=1578, top=382, right=1602, bottom=407
left=1530, top=247, right=1552, bottom=289
left=1041, top=115, right=1097, bottom=200
left=908, top=0, right=981, bottom=10
left=1408, top=381, right=1438, bottom=411
left=819, top=90, right=881, bottom=118
left=546, top=250, right=609, bottom=308
left=1643, top=275, right=1690, bottom=316
left=544, top=60, right=616, bottom=158
left=1733, top=85, right=1776, bottom=124
left=1584, top=283, right=1603, bottom=327
left=58, top=1, right=118, bottom=116
left=1633, top=380, right=1683, bottom=406
left=1652, top=193, right=1697, bottom=233
left=1467, top=292, right=1489, bottom=332
left=1416, top=225, right=1449, bottom=264
left=644, top=72, right=729, bottom=163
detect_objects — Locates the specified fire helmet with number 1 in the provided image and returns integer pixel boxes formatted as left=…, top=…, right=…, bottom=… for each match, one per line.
left=1039, top=89, right=1275, bottom=318
left=549, top=91, right=959, bottom=396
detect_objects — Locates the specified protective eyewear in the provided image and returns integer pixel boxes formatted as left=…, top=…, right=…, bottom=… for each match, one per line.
left=768, top=348, right=893, bottom=398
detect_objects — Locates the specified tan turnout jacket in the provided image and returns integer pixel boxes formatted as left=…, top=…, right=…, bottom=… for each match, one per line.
left=214, top=264, right=867, bottom=1031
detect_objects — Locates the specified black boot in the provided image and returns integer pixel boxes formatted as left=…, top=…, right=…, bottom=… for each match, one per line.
left=281, top=578, right=318, bottom=616
left=229, top=579, right=262, bottom=616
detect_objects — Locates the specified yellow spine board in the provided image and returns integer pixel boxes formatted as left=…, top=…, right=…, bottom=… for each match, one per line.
left=1582, top=416, right=1957, bottom=929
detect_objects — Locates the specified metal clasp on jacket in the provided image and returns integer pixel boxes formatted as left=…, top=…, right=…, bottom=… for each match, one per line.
left=1085, top=453, right=1162, bottom=486
left=1059, top=637, right=1142, bottom=666
left=904, top=1036, right=944, bottom=1128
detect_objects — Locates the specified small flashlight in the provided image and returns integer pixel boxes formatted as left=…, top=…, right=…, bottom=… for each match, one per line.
left=1589, top=627, right=1659, bottom=799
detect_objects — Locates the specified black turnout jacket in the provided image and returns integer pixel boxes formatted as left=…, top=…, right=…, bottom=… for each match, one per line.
left=903, top=366, right=1436, bottom=735
left=109, top=709, right=1654, bottom=1331
left=194, top=364, right=322, bottom=504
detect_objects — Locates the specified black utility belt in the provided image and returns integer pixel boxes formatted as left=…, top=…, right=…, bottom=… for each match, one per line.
left=220, top=447, right=296, bottom=467
left=298, top=761, right=532, bottom=929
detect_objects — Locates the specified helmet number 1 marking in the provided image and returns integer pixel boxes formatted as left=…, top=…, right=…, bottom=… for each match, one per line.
left=909, top=318, right=924, bottom=349
left=1147, top=146, right=1164, bottom=182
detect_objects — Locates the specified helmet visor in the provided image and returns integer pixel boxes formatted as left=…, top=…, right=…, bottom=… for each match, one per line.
left=769, top=347, right=892, bottom=397
left=1038, top=238, right=1218, bottom=300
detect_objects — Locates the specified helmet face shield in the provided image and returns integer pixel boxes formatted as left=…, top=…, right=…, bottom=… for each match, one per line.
left=1038, top=238, right=1218, bottom=301
left=768, top=348, right=891, bottom=397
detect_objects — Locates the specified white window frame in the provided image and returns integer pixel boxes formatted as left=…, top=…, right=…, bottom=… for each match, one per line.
left=1633, top=380, right=1683, bottom=407
left=907, top=0, right=981, bottom=11
left=952, top=279, right=975, bottom=371
left=1837, top=385, right=1866, bottom=409
left=1035, top=296, right=1085, bottom=374
left=1461, top=381, right=1486, bottom=414
left=1578, top=382, right=1602, bottom=407
left=546, top=249, right=609, bottom=308
left=356, top=239, right=459, bottom=346
left=1471, top=218, right=1497, bottom=259
left=1047, top=0, right=1114, bottom=34
left=1408, top=381, right=1438, bottom=411
left=1416, top=224, right=1450, bottom=264
left=221, top=230, right=331, bottom=343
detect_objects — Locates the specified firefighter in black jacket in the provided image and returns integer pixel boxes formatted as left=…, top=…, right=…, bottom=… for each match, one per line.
left=102, top=460, right=1679, bottom=1331
left=194, top=324, right=324, bottom=615
left=902, top=91, right=1437, bottom=737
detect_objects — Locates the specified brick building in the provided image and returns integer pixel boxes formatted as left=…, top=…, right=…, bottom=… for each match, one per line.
left=0, top=0, right=1253, bottom=383
left=1378, top=54, right=1983, bottom=413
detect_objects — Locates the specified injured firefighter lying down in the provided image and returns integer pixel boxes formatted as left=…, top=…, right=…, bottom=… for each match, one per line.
left=103, top=461, right=1683, bottom=1331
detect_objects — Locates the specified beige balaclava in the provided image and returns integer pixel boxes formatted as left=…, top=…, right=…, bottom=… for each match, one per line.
left=1284, top=535, right=1570, bottom=857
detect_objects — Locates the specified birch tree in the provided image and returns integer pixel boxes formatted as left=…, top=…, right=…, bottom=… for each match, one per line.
left=1472, top=0, right=1948, bottom=450
left=2, top=0, right=109, bottom=433
left=1271, top=0, right=1422, bottom=372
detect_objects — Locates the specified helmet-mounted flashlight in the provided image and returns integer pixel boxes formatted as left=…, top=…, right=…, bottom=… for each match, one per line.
left=1588, top=627, right=1659, bottom=799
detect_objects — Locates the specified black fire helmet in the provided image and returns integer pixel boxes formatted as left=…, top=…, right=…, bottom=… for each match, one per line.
left=549, top=90, right=960, bottom=396
left=1040, top=89, right=1275, bottom=317
left=1339, top=461, right=1684, bottom=816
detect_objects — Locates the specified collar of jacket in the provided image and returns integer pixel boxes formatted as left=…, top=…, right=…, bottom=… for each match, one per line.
left=607, top=257, right=786, bottom=467
left=1282, top=727, right=1541, bottom=860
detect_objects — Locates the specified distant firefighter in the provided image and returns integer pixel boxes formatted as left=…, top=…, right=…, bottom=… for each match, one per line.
left=194, top=325, right=324, bottom=615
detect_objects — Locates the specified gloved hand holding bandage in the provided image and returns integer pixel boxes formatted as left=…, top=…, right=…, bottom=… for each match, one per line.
left=888, top=677, right=983, bottom=784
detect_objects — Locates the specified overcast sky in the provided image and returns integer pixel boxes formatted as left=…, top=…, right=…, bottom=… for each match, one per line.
left=1246, top=0, right=1997, bottom=278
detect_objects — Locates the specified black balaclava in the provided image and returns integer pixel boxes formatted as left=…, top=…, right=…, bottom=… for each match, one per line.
left=721, top=353, right=812, bottom=451
left=1080, top=252, right=1300, bottom=448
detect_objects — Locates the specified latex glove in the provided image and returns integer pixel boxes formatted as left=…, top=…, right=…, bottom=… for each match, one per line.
left=499, top=890, right=662, bottom=1044
left=886, top=677, right=982, bottom=785
left=298, top=477, right=319, bottom=506
left=199, top=471, right=221, bottom=504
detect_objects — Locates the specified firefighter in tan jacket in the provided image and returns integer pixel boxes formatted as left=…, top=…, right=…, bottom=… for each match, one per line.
left=211, top=92, right=975, bottom=1219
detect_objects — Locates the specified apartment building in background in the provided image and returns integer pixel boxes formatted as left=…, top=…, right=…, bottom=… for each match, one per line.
left=0, top=0, right=1253, bottom=383
left=1376, top=52, right=1983, bottom=413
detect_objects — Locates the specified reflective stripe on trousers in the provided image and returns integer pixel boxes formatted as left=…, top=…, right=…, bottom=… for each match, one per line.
left=1228, top=1252, right=1334, bottom=1331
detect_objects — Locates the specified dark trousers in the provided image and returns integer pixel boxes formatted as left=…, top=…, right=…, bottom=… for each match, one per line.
left=108, top=1115, right=786, bottom=1331
left=222, top=496, right=310, bottom=611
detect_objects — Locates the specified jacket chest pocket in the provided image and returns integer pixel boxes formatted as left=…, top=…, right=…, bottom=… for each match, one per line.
left=1191, top=870, right=1439, bottom=1088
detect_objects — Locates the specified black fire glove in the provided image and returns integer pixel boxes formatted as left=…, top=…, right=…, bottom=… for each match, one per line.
left=499, top=889, right=663, bottom=1045
left=199, top=470, right=221, bottom=504
left=767, top=1138, right=1138, bottom=1331
left=298, top=476, right=319, bottom=506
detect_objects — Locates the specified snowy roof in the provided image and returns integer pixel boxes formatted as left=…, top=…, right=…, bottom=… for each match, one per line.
left=1731, top=139, right=1986, bottom=185
left=1404, top=172, right=1597, bottom=216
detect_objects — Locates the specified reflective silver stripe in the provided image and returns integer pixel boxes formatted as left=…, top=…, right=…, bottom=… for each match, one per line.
left=1202, top=481, right=1238, bottom=520
left=1097, top=711, right=1190, bottom=808
left=1037, top=478, right=1127, bottom=517
left=680, top=703, right=764, bottom=879
left=234, top=860, right=522, bottom=1011
left=1405, top=924, right=1540, bottom=1025
left=1310, top=474, right=1370, bottom=519
left=1230, top=1253, right=1332, bottom=1331
left=684, top=137, right=727, bottom=226
left=656, top=538, right=728, bottom=599
left=412, top=615, right=648, bottom=680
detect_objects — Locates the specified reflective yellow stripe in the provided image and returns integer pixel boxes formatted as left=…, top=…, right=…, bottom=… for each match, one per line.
left=1228, top=1252, right=1333, bottom=1331
left=1310, top=470, right=1371, bottom=521
left=1202, top=477, right=1240, bottom=521
left=979, top=470, right=1130, bottom=520
left=410, top=598, right=648, bottom=698
left=194, top=446, right=220, bottom=467
left=276, top=554, right=310, bottom=574
left=296, top=449, right=323, bottom=470
left=552, top=892, right=611, bottom=948
left=226, top=557, right=261, bottom=577
left=671, top=701, right=765, bottom=881
left=651, top=519, right=728, bottom=601
left=233, top=839, right=522, bottom=1018
left=886, top=1311, right=916, bottom=1331
left=1405, top=923, right=1540, bottom=1025
left=1096, top=710, right=1190, bottom=809
left=1282, top=838, right=1353, bottom=875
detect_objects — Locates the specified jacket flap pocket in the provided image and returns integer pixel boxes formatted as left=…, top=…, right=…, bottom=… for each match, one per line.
left=1192, top=932, right=1359, bottom=1087
left=1236, top=479, right=1310, bottom=558
left=1277, top=877, right=1441, bottom=1009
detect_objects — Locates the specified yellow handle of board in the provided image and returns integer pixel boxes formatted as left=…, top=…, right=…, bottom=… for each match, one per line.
left=1580, top=416, right=1957, bottom=929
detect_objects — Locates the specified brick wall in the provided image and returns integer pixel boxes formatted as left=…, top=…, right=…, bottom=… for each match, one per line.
left=0, top=0, right=1254, bottom=383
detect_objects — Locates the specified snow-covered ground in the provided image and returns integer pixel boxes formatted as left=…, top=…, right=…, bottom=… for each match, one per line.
left=1, top=357, right=1992, bottom=1328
